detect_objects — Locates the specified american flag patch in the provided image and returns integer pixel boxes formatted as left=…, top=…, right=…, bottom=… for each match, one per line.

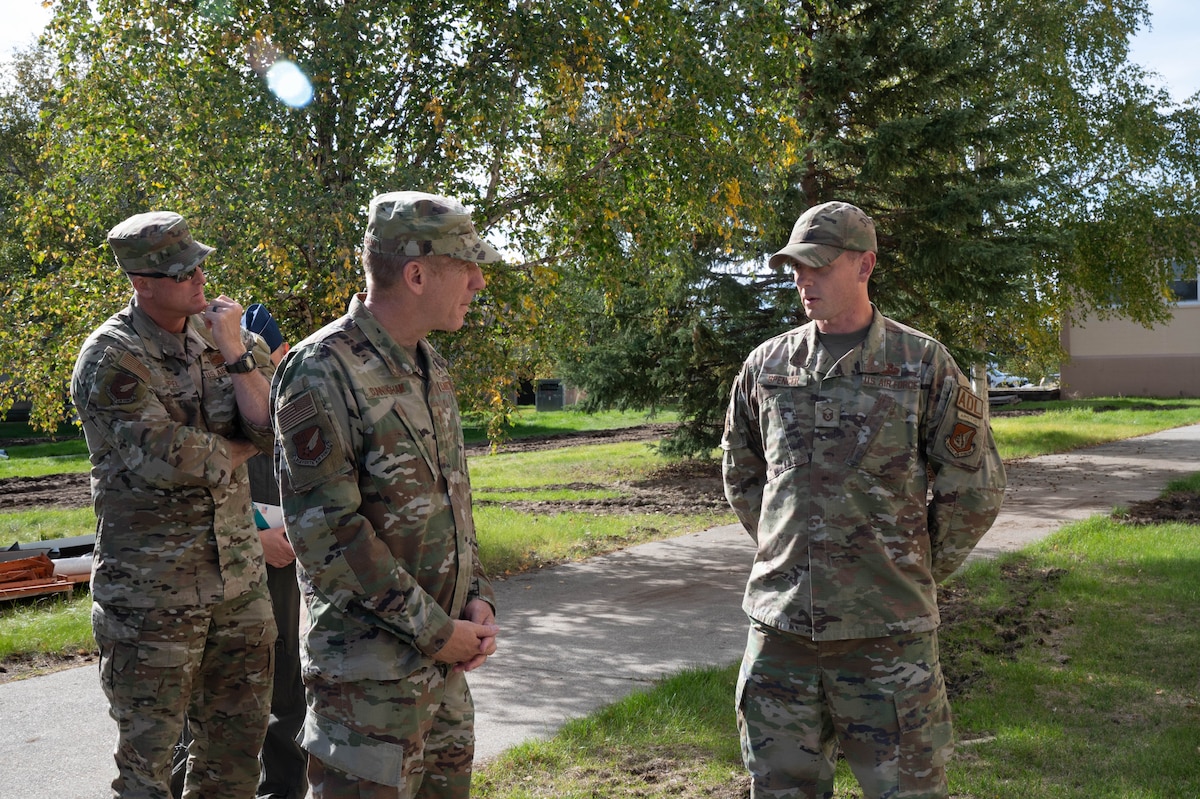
left=277, top=391, right=319, bottom=431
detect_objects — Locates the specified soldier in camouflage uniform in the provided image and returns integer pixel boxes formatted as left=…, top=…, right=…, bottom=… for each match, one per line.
left=272, top=191, right=501, bottom=799
left=70, top=211, right=278, bottom=798
left=721, top=201, right=1006, bottom=799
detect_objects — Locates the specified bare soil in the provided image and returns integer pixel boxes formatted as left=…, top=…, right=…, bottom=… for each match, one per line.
left=0, top=424, right=722, bottom=683
left=1121, top=491, right=1200, bottom=525
left=0, top=473, right=93, bottom=511
left=0, top=423, right=687, bottom=515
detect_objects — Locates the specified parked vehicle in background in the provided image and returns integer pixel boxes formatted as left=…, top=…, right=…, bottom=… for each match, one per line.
left=988, top=367, right=1030, bottom=389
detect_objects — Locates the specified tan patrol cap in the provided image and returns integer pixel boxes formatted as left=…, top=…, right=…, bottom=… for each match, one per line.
left=364, top=191, right=503, bottom=264
left=769, top=201, right=877, bottom=270
left=107, top=211, right=214, bottom=276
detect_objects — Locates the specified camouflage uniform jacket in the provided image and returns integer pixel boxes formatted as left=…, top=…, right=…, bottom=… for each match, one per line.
left=272, top=294, right=495, bottom=683
left=722, top=308, right=1006, bottom=640
left=70, top=297, right=276, bottom=608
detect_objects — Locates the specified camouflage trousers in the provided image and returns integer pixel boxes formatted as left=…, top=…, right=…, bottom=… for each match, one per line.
left=92, top=585, right=277, bottom=799
left=302, top=663, right=474, bottom=799
left=736, top=622, right=953, bottom=799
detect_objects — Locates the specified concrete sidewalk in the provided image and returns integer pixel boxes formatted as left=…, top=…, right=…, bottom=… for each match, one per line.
left=3, top=423, right=1200, bottom=798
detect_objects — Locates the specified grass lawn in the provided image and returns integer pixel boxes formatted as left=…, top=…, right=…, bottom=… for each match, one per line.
left=990, top=396, right=1200, bottom=460
left=3, top=398, right=1200, bottom=797
left=474, top=481, right=1200, bottom=797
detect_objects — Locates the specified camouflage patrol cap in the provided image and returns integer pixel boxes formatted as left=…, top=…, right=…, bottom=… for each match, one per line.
left=107, top=211, right=214, bottom=276
left=364, top=191, right=503, bottom=264
left=769, top=201, right=877, bottom=270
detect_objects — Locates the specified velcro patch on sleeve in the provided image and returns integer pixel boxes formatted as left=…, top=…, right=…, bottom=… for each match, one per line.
left=277, top=390, right=351, bottom=493
left=117, top=351, right=151, bottom=383
left=103, top=371, right=144, bottom=406
left=946, top=420, right=980, bottom=458
left=96, top=347, right=150, bottom=408
left=277, top=390, right=319, bottom=432
left=954, top=385, right=985, bottom=420
left=929, top=375, right=987, bottom=469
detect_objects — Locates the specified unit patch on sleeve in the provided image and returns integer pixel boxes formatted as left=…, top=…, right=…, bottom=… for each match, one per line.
left=104, top=372, right=143, bottom=406
left=277, top=389, right=351, bottom=492
left=946, top=421, right=980, bottom=458
left=291, top=425, right=330, bottom=467
left=99, top=350, right=150, bottom=407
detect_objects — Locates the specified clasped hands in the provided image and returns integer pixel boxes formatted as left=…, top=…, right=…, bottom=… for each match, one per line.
left=433, top=598, right=498, bottom=673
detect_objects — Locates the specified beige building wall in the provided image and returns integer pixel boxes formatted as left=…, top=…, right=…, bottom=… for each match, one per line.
left=1061, top=304, right=1200, bottom=397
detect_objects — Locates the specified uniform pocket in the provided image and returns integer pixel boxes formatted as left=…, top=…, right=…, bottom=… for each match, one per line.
left=277, top=390, right=353, bottom=494
left=93, top=604, right=191, bottom=708
left=760, top=390, right=811, bottom=480
left=301, top=709, right=409, bottom=787
left=849, top=394, right=919, bottom=480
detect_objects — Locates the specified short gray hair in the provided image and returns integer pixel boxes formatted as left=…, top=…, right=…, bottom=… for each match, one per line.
left=362, top=246, right=415, bottom=290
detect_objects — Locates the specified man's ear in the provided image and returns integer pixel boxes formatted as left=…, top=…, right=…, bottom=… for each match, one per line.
left=858, top=251, right=877, bottom=281
left=402, top=257, right=427, bottom=294
left=129, top=275, right=153, bottom=297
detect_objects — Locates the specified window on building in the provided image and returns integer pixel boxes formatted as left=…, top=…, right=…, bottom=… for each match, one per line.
left=1170, top=260, right=1198, bottom=303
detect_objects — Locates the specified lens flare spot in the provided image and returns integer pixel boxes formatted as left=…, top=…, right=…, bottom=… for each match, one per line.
left=266, top=60, right=314, bottom=108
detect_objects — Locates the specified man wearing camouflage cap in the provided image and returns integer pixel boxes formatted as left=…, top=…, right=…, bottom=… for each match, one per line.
left=721, top=201, right=1006, bottom=798
left=272, top=191, right=501, bottom=798
left=71, top=211, right=278, bottom=798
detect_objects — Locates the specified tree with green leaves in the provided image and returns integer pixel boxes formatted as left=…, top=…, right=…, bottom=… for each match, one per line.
left=0, top=0, right=784, bottom=438
left=552, top=0, right=1200, bottom=455
left=3, top=0, right=1196, bottom=448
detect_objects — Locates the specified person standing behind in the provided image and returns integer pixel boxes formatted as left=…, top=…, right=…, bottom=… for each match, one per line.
left=721, top=201, right=1006, bottom=799
left=71, top=211, right=277, bottom=798
left=272, top=191, right=501, bottom=799
left=240, top=302, right=308, bottom=799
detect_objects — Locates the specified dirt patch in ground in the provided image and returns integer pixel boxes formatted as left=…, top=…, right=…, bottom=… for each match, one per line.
left=0, top=647, right=97, bottom=683
left=1120, top=491, right=1200, bottom=525
left=477, top=458, right=728, bottom=515
left=0, top=473, right=93, bottom=511
left=938, top=559, right=1069, bottom=702
left=465, top=422, right=679, bottom=455
left=0, top=424, right=681, bottom=515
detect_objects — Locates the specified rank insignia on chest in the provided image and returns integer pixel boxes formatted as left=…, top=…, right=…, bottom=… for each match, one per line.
left=292, top=424, right=333, bottom=467
left=816, top=399, right=840, bottom=427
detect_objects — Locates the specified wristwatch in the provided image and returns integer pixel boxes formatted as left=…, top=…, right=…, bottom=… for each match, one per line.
left=225, top=350, right=258, bottom=374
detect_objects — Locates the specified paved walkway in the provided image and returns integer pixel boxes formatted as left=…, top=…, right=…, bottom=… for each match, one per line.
left=3, top=423, right=1200, bottom=798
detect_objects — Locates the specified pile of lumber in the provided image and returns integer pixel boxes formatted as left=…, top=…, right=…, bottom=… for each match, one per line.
left=0, top=552, right=73, bottom=600
left=0, top=535, right=94, bottom=600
